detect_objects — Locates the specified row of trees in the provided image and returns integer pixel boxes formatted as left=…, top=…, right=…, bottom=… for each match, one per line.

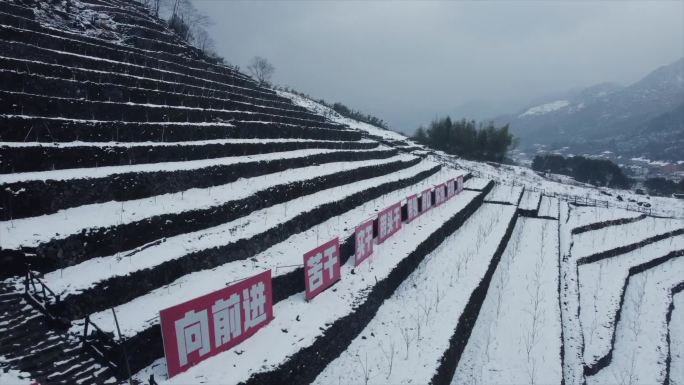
left=413, top=117, right=515, bottom=162
left=643, top=177, right=684, bottom=196
left=531, top=154, right=632, bottom=188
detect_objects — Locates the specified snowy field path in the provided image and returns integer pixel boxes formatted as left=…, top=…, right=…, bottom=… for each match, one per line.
left=453, top=217, right=562, bottom=385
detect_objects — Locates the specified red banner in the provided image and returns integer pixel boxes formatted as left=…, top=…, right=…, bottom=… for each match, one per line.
left=446, top=178, right=456, bottom=199
left=457, top=175, right=464, bottom=193
left=354, top=219, right=374, bottom=266
left=378, top=202, right=402, bottom=244
left=303, top=237, right=340, bottom=301
left=406, top=194, right=420, bottom=223
left=421, top=188, right=433, bottom=213
left=160, top=270, right=273, bottom=378
left=434, top=183, right=447, bottom=206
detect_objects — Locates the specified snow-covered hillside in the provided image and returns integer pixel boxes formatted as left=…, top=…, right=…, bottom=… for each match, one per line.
left=1, top=1, right=683, bottom=385
left=519, top=100, right=570, bottom=117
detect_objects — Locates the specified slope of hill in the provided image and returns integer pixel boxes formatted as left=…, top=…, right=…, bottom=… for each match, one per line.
left=499, top=58, right=684, bottom=161
left=1, top=1, right=683, bottom=385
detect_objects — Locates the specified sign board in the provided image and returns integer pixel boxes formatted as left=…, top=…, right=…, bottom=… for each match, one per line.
left=406, top=194, right=420, bottom=223
left=354, top=219, right=374, bottom=266
left=303, top=237, right=341, bottom=301
left=421, top=188, right=433, bottom=213
left=435, top=183, right=447, bottom=206
left=446, top=178, right=456, bottom=199
left=378, top=202, right=402, bottom=244
left=160, top=270, right=273, bottom=378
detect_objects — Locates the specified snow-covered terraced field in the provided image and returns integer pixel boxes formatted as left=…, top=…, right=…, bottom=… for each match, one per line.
left=313, top=204, right=516, bottom=385
left=2, top=0, right=683, bottom=384
left=572, top=216, right=684, bottom=261
left=1, top=154, right=416, bottom=249
left=132, top=189, right=483, bottom=384
left=538, top=195, right=560, bottom=218
left=86, top=181, right=476, bottom=339
left=36, top=160, right=449, bottom=301
left=454, top=158, right=684, bottom=219
left=569, top=205, right=644, bottom=231
left=578, top=236, right=684, bottom=366
left=484, top=184, right=523, bottom=205
left=518, top=190, right=541, bottom=212
left=587, top=257, right=684, bottom=385
left=453, top=217, right=562, bottom=385
left=463, top=177, right=490, bottom=190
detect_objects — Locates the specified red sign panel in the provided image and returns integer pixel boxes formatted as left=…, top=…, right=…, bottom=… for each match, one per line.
left=435, top=183, right=447, bottom=206
left=457, top=175, right=464, bottom=193
left=303, top=237, right=340, bottom=301
left=446, top=178, right=456, bottom=199
left=378, top=202, right=402, bottom=244
left=160, top=270, right=273, bottom=378
left=406, top=194, right=420, bottom=223
left=354, top=219, right=374, bottom=266
left=421, top=188, right=433, bottom=213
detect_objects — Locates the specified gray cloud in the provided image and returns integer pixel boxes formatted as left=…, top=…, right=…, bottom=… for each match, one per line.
left=191, top=0, right=684, bottom=134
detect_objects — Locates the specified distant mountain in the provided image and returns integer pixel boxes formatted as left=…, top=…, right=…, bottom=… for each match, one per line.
left=498, top=58, right=684, bottom=161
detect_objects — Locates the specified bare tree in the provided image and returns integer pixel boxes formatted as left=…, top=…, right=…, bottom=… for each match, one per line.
left=168, top=0, right=211, bottom=44
left=379, top=339, right=396, bottom=379
left=247, top=56, right=275, bottom=85
left=194, top=28, right=214, bottom=54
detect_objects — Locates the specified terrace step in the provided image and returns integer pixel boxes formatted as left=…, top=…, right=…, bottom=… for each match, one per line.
left=0, top=19, right=258, bottom=91
left=0, top=64, right=311, bottom=116
left=0, top=284, right=118, bottom=384
left=0, top=90, right=331, bottom=127
left=0, top=38, right=278, bottom=107
left=0, top=116, right=355, bottom=143
left=0, top=71, right=326, bottom=127
left=0, top=23, right=276, bottom=100
left=0, top=148, right=397, bottom=219
left=0, top=138, right=378, bottom=172
left=0, top=56, right=304, bottom=117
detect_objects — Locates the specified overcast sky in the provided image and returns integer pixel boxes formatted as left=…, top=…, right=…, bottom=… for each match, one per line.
left=191, top=0, right=683, bottom=134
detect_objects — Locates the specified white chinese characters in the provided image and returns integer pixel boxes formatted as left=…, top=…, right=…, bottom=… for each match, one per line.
left=303, top=238, right=341, bottom=300
left=174, top=309, right=210, bottom=366
left=355, top=220, right=374, bottom=266
left=407, top=195, right=420, bottom=222
left=212, top=293, right=241, bottom=347
left=162, top=271, right=273, bottom=377
left=306, top=245, right=338, bottom=291
left=378, top=203, right=402, bottom=243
